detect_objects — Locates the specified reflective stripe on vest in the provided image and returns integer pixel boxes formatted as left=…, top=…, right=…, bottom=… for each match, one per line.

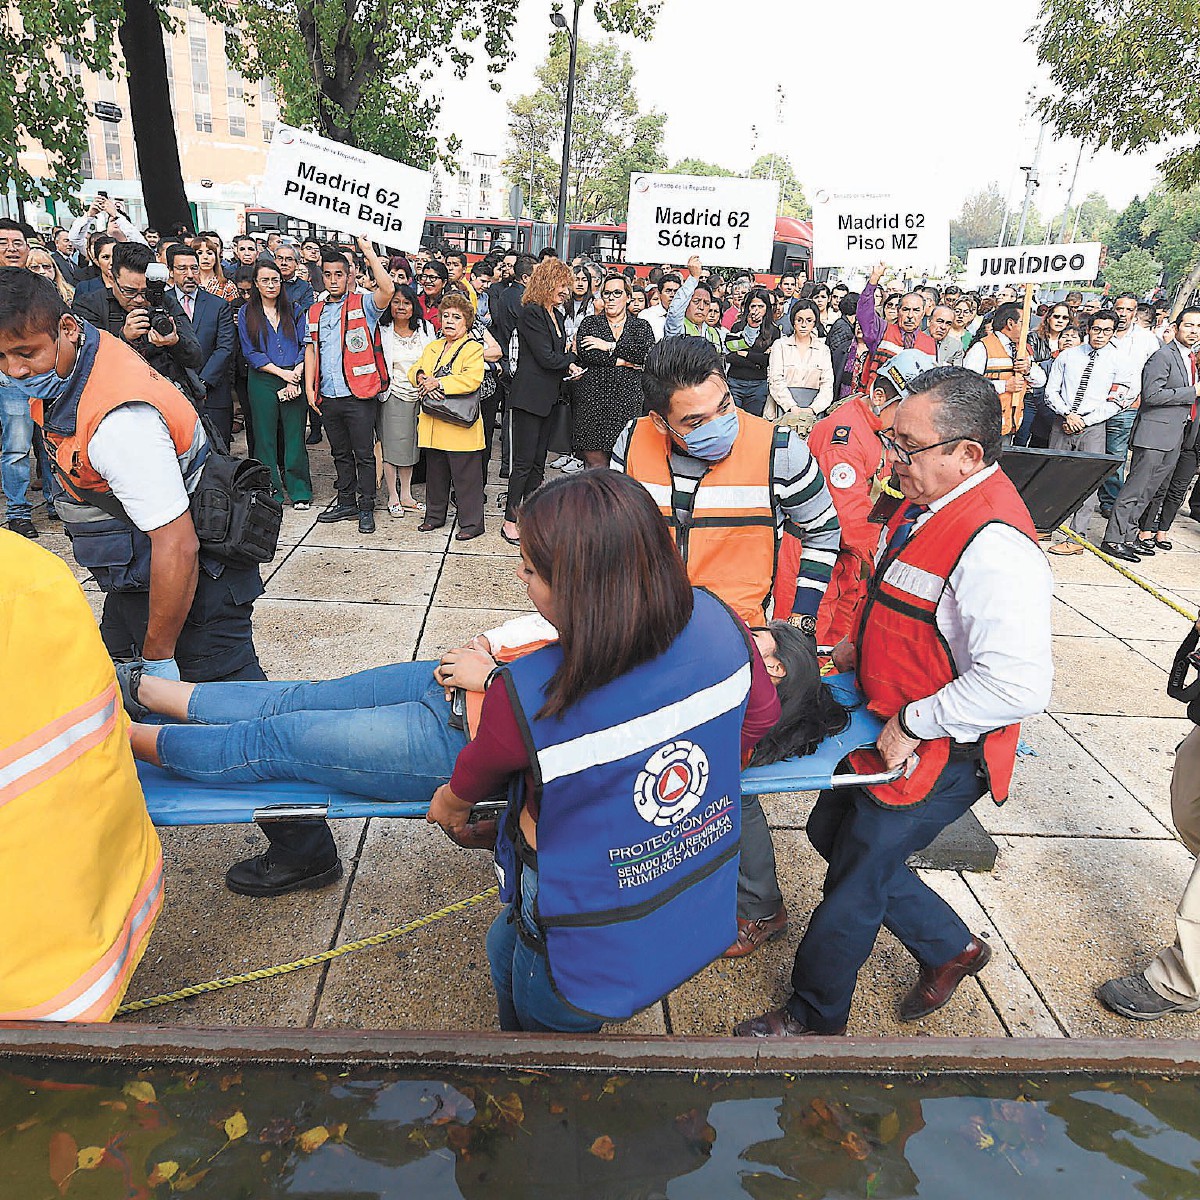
left=847, top=469, right=1037, bottom=808
left=624, top=413, right=777, bottom=625
left=0, top=534, right=163, bottom=1023
left=499, top=589, right=750, bottom=1021
left=980, top=332, right=1026, bottom=436
left=307, top=294, right=387, bottom=399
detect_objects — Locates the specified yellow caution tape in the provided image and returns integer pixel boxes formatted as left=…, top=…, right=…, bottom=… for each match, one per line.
left=1056, top=526, right=1198, bottom=623
left=116, top=884, right=500, bottom=1016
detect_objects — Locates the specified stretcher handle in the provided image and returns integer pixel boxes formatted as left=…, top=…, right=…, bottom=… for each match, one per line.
left=826, top=762, right=906, bottom=790
left=252, top=798, right=511, bottom=822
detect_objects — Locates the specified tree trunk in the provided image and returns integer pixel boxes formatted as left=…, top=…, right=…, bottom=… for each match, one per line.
left=119, top=0, right=193, bottom=230
left=1172, top=258, right=1200, bottom=318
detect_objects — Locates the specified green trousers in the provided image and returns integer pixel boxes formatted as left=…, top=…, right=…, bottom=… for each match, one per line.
left=247, top=368, right=312, bottom=503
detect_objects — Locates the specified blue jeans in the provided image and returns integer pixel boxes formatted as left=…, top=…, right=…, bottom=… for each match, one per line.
left=156, top=661, right=468, bottom=801
left=486, top=866, right=604, bottom=1034
left=0, top=383, right=33, bottom=520
left=728, top=377, right=768, bottom=418
left=1100, top=408, right=1137, bottom=509
left=786, top=759, right=984, bottom=1031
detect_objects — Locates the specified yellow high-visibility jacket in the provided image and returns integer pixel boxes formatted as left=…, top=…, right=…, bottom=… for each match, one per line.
left=0, top=532, right=162, bottom=1021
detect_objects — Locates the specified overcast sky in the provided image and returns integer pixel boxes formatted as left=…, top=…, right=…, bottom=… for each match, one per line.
left=432, top=0, right=1166, bottom=227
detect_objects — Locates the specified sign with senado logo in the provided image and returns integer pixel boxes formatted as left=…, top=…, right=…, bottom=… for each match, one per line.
left=811, top=188, right=949, bottom=271
left=963, top=241, right=1102, bottom=286
left=260, top=126, right=432, bottom=243
left=625, top=173, right=779, bottom=269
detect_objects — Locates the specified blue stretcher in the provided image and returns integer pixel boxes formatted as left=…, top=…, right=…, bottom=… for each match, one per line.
left=137, top=675, right=902, bottom=827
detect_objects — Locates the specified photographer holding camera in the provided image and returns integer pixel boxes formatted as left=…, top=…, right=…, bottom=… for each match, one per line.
left=73, top=242, right=204, bottom=405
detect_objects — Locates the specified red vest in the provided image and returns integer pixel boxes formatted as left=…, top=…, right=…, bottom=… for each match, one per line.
left=848, top=468, right=1037, bottom=808
left=862, top=324, right=936, bottom=391
left=307, top=293, right=390, bottom=400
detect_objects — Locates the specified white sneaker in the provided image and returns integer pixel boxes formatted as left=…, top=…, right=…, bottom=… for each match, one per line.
left=560, top=458, right=585, bottom=474
left=549, top=455, right=572, bottom=469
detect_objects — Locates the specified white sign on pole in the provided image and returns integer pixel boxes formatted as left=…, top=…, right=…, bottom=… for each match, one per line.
left=964, top=241, right=1102, bottom=287
left=260, top=126, right=432, bottom=244
left=624, top=173, right=779, bottom=269
left=811, top=189, right=949, bottom=271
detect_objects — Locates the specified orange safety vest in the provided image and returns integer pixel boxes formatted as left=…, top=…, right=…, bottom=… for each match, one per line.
left=33, top=327, right=206, bottom=505
left=307, top=293, right=390, bottom=400
left=0, top=533, right=162, bottom=1021
left=862, top=325, right=936, bottom=392
left=979, top=331, right=1027, bottom=437
left=625, top=411, right=777, bottom=625
left=847, top=468, right=1037, bottom=808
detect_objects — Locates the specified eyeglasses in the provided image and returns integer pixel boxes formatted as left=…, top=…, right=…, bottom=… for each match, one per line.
left=114, top=280, right=149, bottom=300
left=421, top=274, right=441, bottom=283
left=601, top=289, right=626, bottom=299
left=877, top=429, right=975, bottom=465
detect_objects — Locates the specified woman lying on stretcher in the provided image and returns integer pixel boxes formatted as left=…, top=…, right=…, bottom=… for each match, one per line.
left=123, top=478, right=847, bottom=808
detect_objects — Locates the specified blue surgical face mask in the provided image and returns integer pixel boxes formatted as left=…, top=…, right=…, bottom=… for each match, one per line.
left=676, top=406, right=739, bottom=462
left=11, top=333, right=71, bottom=404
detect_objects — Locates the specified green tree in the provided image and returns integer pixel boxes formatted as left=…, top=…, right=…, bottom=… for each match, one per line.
left=501, top=36, right=665, bottom=224
left=1030, top=0, right=1200, bottom=191
left=3, top=0, right=232, bottom=226
left=950, top=183, right=1005, bottom=259
left=1106, top=195, right=1152, bottom=258
left=669, top=158, right=735, bottom=177
left=1104, top=247, right=1163, bottom=296
left=749, top=154, right=810, bottom=219
left=1052, top=190, right=1118, bottom=244
left=1143, top=185, right=1200, bottom=299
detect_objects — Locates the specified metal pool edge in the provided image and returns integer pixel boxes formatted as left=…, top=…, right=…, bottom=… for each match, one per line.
left=2, top=1024, right=1200, bottom=1077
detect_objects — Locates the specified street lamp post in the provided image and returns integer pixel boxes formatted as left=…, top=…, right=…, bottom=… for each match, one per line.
left=551, top=0, right=581, bottom=259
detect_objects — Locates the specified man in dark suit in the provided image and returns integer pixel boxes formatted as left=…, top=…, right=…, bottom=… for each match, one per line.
left=72, top=241, right=204, bottom=406
left=50, top=229, right=80, bottom=285
left=1102, top=308, right=1200, bottom=559
left=167, top=243, right=236, bottom=446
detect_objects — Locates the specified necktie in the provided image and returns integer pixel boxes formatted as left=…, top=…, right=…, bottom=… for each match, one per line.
left=182, top=293, right=194, bottom=320
left=886, top=503, right=929, bottom=556
left=902, top=330, right=916, bottom=350
left=1069, top=347, right=1098, bottom=414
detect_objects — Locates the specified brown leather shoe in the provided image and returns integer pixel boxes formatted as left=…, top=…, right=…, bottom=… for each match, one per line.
left=898, top=936, right=992, bottom=1021
left=733, top=1005, right=847, bottom=1038
left=723, top=907, right=788, bottom=958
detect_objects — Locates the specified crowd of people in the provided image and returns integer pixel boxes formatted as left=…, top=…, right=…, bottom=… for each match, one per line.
left=1, top=201, right=1199, bottom=1036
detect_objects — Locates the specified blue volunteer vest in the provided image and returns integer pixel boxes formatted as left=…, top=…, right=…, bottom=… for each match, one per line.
left=497, top=588, right=752, bottom=1022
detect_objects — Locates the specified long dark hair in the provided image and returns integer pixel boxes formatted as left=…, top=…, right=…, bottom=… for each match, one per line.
left=242, top=260, right=298, bottom=353
left=519, top=470, right=693, bottom=720
left=378, top=282, right=428, bottom=334
left=732, top=285, right=779, bottom=349
left=748, top=622, right=850, bottom=766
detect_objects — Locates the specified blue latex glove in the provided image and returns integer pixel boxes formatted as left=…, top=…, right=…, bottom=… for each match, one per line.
left=140, top=656, right=181, bottom=681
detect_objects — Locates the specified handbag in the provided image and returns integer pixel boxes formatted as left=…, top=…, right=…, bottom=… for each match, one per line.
left=420, top=338, right=482, bottom=427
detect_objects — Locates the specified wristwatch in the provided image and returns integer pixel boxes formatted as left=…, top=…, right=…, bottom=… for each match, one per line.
left=788, top=613, right=817, bottom=637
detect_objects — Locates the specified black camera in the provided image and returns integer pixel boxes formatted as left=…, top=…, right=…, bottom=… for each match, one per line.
left=144, top=262, right=175, bottom=338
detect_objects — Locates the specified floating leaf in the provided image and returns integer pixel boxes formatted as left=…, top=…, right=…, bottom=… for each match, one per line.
left=495, top=1093, right=524, bottom=1126
left=549, top=1102, right=566, bottom=1115
left=258, top=1117, right=297, bottom=1145
left=147, top=1161, right=179, bottom=1186
left=599, top=1077, right=627, bottom=1098
left=840, top=1131, right=870, bottom=1161
left=123, top=1081, right=157, bottom=1105
left=296, top=1126, right=330, bottom=1153
left=173, top=1167, right=210, bottom=1192
left=98, top=1100, right=127, bottom=1112
left=224, top=1112, right=248, bottom=1142
left=48, top=1131, right=77, bottom=1193
left=878, top=1111, right=900, bottom=1144
left=330, top=1123, right=348, bottom=1142
left=589, top=1135, right=616, bottom=1161
left=218, top=1072, right=243, bottom=1093
left=76, top=1147, right=105, bottom=1170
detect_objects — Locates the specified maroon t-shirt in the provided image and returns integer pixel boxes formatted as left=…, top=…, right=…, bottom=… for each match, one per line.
left=449, top=624, right=781, bottom=806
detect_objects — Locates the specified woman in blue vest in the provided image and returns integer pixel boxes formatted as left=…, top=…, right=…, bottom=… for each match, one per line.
left=427, top=471, right=779, bottom=1032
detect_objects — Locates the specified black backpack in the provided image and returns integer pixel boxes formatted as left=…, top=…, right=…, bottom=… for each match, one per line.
left=189, top=448, right=283, bottom=568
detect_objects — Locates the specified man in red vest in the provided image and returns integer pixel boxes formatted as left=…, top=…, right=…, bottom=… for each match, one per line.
left=856, top=262, right=936, bottom=392
left=735, top=366, right=1053, bottom=1038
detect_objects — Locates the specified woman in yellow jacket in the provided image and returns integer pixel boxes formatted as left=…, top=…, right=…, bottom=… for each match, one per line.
left=0, top=532, right=162, bottom=1022
left=409, top=292, right=488, bottom=540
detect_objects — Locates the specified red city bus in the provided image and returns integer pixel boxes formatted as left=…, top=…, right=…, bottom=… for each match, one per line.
left=243, top=208, right=812, bottom=283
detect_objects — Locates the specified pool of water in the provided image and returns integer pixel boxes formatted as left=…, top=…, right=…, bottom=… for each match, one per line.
left=3, top=1057, right=1199, bottom=1198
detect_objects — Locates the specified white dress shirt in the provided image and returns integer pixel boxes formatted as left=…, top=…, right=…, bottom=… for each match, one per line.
left=875, top=464, right=1054, bottom=743
left=1044, top=342, right=1127, bottom=425
left=641, top=303, right=669, bottom=342
left=68, top=212, right=148, bottom=256
left=962, top=332, right=1047, bottom=392
left=1109, top=324, right=1161, bottom=395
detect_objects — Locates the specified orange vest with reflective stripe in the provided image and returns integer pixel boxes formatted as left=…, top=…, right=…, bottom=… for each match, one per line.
left=863, top=324, right=935, bottom=391
left=624, top=412, right=777, bottom=625
left=307, top=293, right=390, bottom=400
left=33, top=329, right=205, bottom=504
left=847, top=468, right=1037, bottom=808
left=0, top=533, right=162, bottom=1021
left=980, top=331, right=1027, bottom=436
